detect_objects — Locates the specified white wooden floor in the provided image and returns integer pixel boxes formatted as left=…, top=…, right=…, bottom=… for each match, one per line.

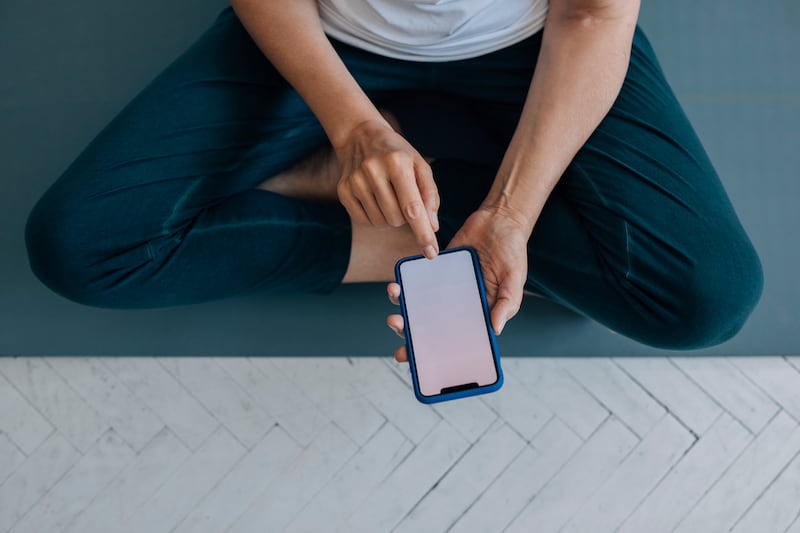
left=2, top=356, right=800, bottom=533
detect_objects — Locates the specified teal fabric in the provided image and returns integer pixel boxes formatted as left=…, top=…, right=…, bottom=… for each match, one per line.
left=25, top=7, right=762, bottom=350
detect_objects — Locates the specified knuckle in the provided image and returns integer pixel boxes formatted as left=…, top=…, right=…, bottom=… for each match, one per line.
left=353, top=179, right=372, bottom=197
left=429, top=192, right=441, bottom=209
left=340, top=179, right=360, bottom=199
left=418, top=160, right=433, bottom=176
left=416, top=235, right=435, bottom=249
left=339, top=194, right=354, bottom=211
left=362, top=158, right=383, bottom=177
left=403, top=200, right=424, bottom=220
left=386, top=150, right=410, bottom=167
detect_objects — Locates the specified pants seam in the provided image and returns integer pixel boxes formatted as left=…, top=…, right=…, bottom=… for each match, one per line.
left=571, top=159, right=633, bottom=281
left=623, top=221, right=632, bottom=279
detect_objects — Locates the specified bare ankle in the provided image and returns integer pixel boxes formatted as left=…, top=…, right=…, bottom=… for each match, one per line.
left=341, top=221, right=421, bottom=283
left=256, top=144, right=340, bottom=202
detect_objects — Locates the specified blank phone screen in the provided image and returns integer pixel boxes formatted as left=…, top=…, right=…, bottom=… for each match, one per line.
left=399, top=249, right=499, bottom=397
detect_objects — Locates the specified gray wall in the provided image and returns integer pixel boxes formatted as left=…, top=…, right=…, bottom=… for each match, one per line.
left=1, top=1, right=797, bottom=356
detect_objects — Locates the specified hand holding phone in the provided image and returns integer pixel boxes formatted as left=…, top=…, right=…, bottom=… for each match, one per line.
left=393, top=246, right=503, bottom=403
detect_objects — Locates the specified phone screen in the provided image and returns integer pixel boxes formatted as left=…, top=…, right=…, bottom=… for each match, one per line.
left=398, top=248, right=499, bottom=398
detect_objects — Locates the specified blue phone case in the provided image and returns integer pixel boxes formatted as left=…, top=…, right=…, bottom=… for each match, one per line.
left=394, top=245, right=504, bottom=404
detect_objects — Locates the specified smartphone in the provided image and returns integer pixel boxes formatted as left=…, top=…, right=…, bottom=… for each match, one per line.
left=394, top=245, right=503, bottom=404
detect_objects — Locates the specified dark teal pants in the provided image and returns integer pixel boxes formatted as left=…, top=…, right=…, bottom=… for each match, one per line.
left=25, top=7, right=763, bottom=349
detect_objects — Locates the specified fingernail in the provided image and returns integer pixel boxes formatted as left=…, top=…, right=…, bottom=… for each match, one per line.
left=432, top=212, right=440, bottom=232
left=423, top=245, right=436, bottom=259
left=496, top=320, right=506, bottom=335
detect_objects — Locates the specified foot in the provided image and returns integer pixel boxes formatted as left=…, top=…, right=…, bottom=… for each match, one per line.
left=256, top=143, right=341, bottom=203
left=256, top=109, right=415, bottom=203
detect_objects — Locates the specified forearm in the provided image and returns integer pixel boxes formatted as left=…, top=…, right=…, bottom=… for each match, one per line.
left=483, top=0, right=640, bottom=234
left=229, top=0, right=386, bottom=146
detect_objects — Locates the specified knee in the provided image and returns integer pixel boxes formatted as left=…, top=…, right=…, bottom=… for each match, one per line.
left=638, top=231, right=763, bottom=350
left=25, top=186, right=104, bottom=306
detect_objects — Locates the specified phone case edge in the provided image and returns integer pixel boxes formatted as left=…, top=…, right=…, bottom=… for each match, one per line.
left=394, top=246, right=504, bottom=404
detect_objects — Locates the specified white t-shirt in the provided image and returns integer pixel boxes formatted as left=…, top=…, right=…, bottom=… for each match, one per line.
left=318, top=0, right=549, bottom=62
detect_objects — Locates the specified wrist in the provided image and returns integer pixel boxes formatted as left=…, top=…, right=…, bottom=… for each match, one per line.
left=481, top=172, right=545, bottom=234
left=325, top=108, right=389, bottom=149
left=477, top=200, right=538, bottom=237
left=481, top=160, right=556, bottom=235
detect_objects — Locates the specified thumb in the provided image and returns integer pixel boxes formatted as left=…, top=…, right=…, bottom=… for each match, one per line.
left=445, top=230, right=465, bottom=251
left=491, top=300, right=511, bottom=336
left=491, top=275, right=524, bottom=335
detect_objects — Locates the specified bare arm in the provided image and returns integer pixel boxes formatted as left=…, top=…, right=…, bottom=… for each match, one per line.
left=482, top=0, right=641, bottom=232
left=229, top=0, right=380, bottom=146
left=436, top=0, right=640, bottom=337
left=229, top=0, right=440, bottom=257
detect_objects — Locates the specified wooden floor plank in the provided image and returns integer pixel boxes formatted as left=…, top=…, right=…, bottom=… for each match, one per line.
left=672, top=357, right=779, bottom=434
left=118, top=428, right=245, bottom=533
left=0, top=433, right=80, bottom=533
left=786, top=517, right=800, bottom=533
left=0, top=371, right=53, bottom=455
left=337, top=419, right=470, bottom=533
left=0, top=358, right=107, bottom=453
left=506, top=359, right=609, bottom=440
left=46, top=358, right=163, bottom=452
left=449, top=418, right=582, bottom=533
left=9, top=430, right=134, bottom=533
left=2, top=356, right=799, bottom=533
left=0, top=433, right=25, bottom=487
left=560, top=358, right=665, bottom=438
left=103, top=357, right=217, bottom=451
left=393, top=419, right=526, bottom=533
left=785, top=356, right=800, bottom=374
left=228, top=422, right=358, bottom=533
left=158, top=358, right=274, bottom=449
left=359, top=364, right=442, bottom=446
left=270, top=357, right=359, bottom=406
left=561, top=414, right=694, bottom=533
left=619, top=412, right=752, bottom=533
left=674, top=411, right=800, bottom=533
left=241, top=358, right=319, bottom=417
left=479, top=372, right=553, bottom=442
left=730, top=445, right=800, bottom=533
left=504, top=417, right=638, bottom=533
left=218, top=357, right=327, bottom=447
left=382, top=359, right=414, bottom=388
left=171, top=426, right=302, bottom=533
left=333, top=358, right=407, bottom=398
left=729, top=356, right=800, bottom=422
left=284, top=422, right=413, bottom=533
left=61, top=428, right=190, bottom=533
left=432, top=395, right=498, bottom=444
left=268, top=357, right=390, bottom=447
left=616, top=357, right=721, bottom=434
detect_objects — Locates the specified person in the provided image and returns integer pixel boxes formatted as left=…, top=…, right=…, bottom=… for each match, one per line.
left=25, top=0, right=763, bottom=359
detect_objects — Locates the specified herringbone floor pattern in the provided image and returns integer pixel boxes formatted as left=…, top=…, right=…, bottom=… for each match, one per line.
left=1, top=356, right=800, bottom=532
